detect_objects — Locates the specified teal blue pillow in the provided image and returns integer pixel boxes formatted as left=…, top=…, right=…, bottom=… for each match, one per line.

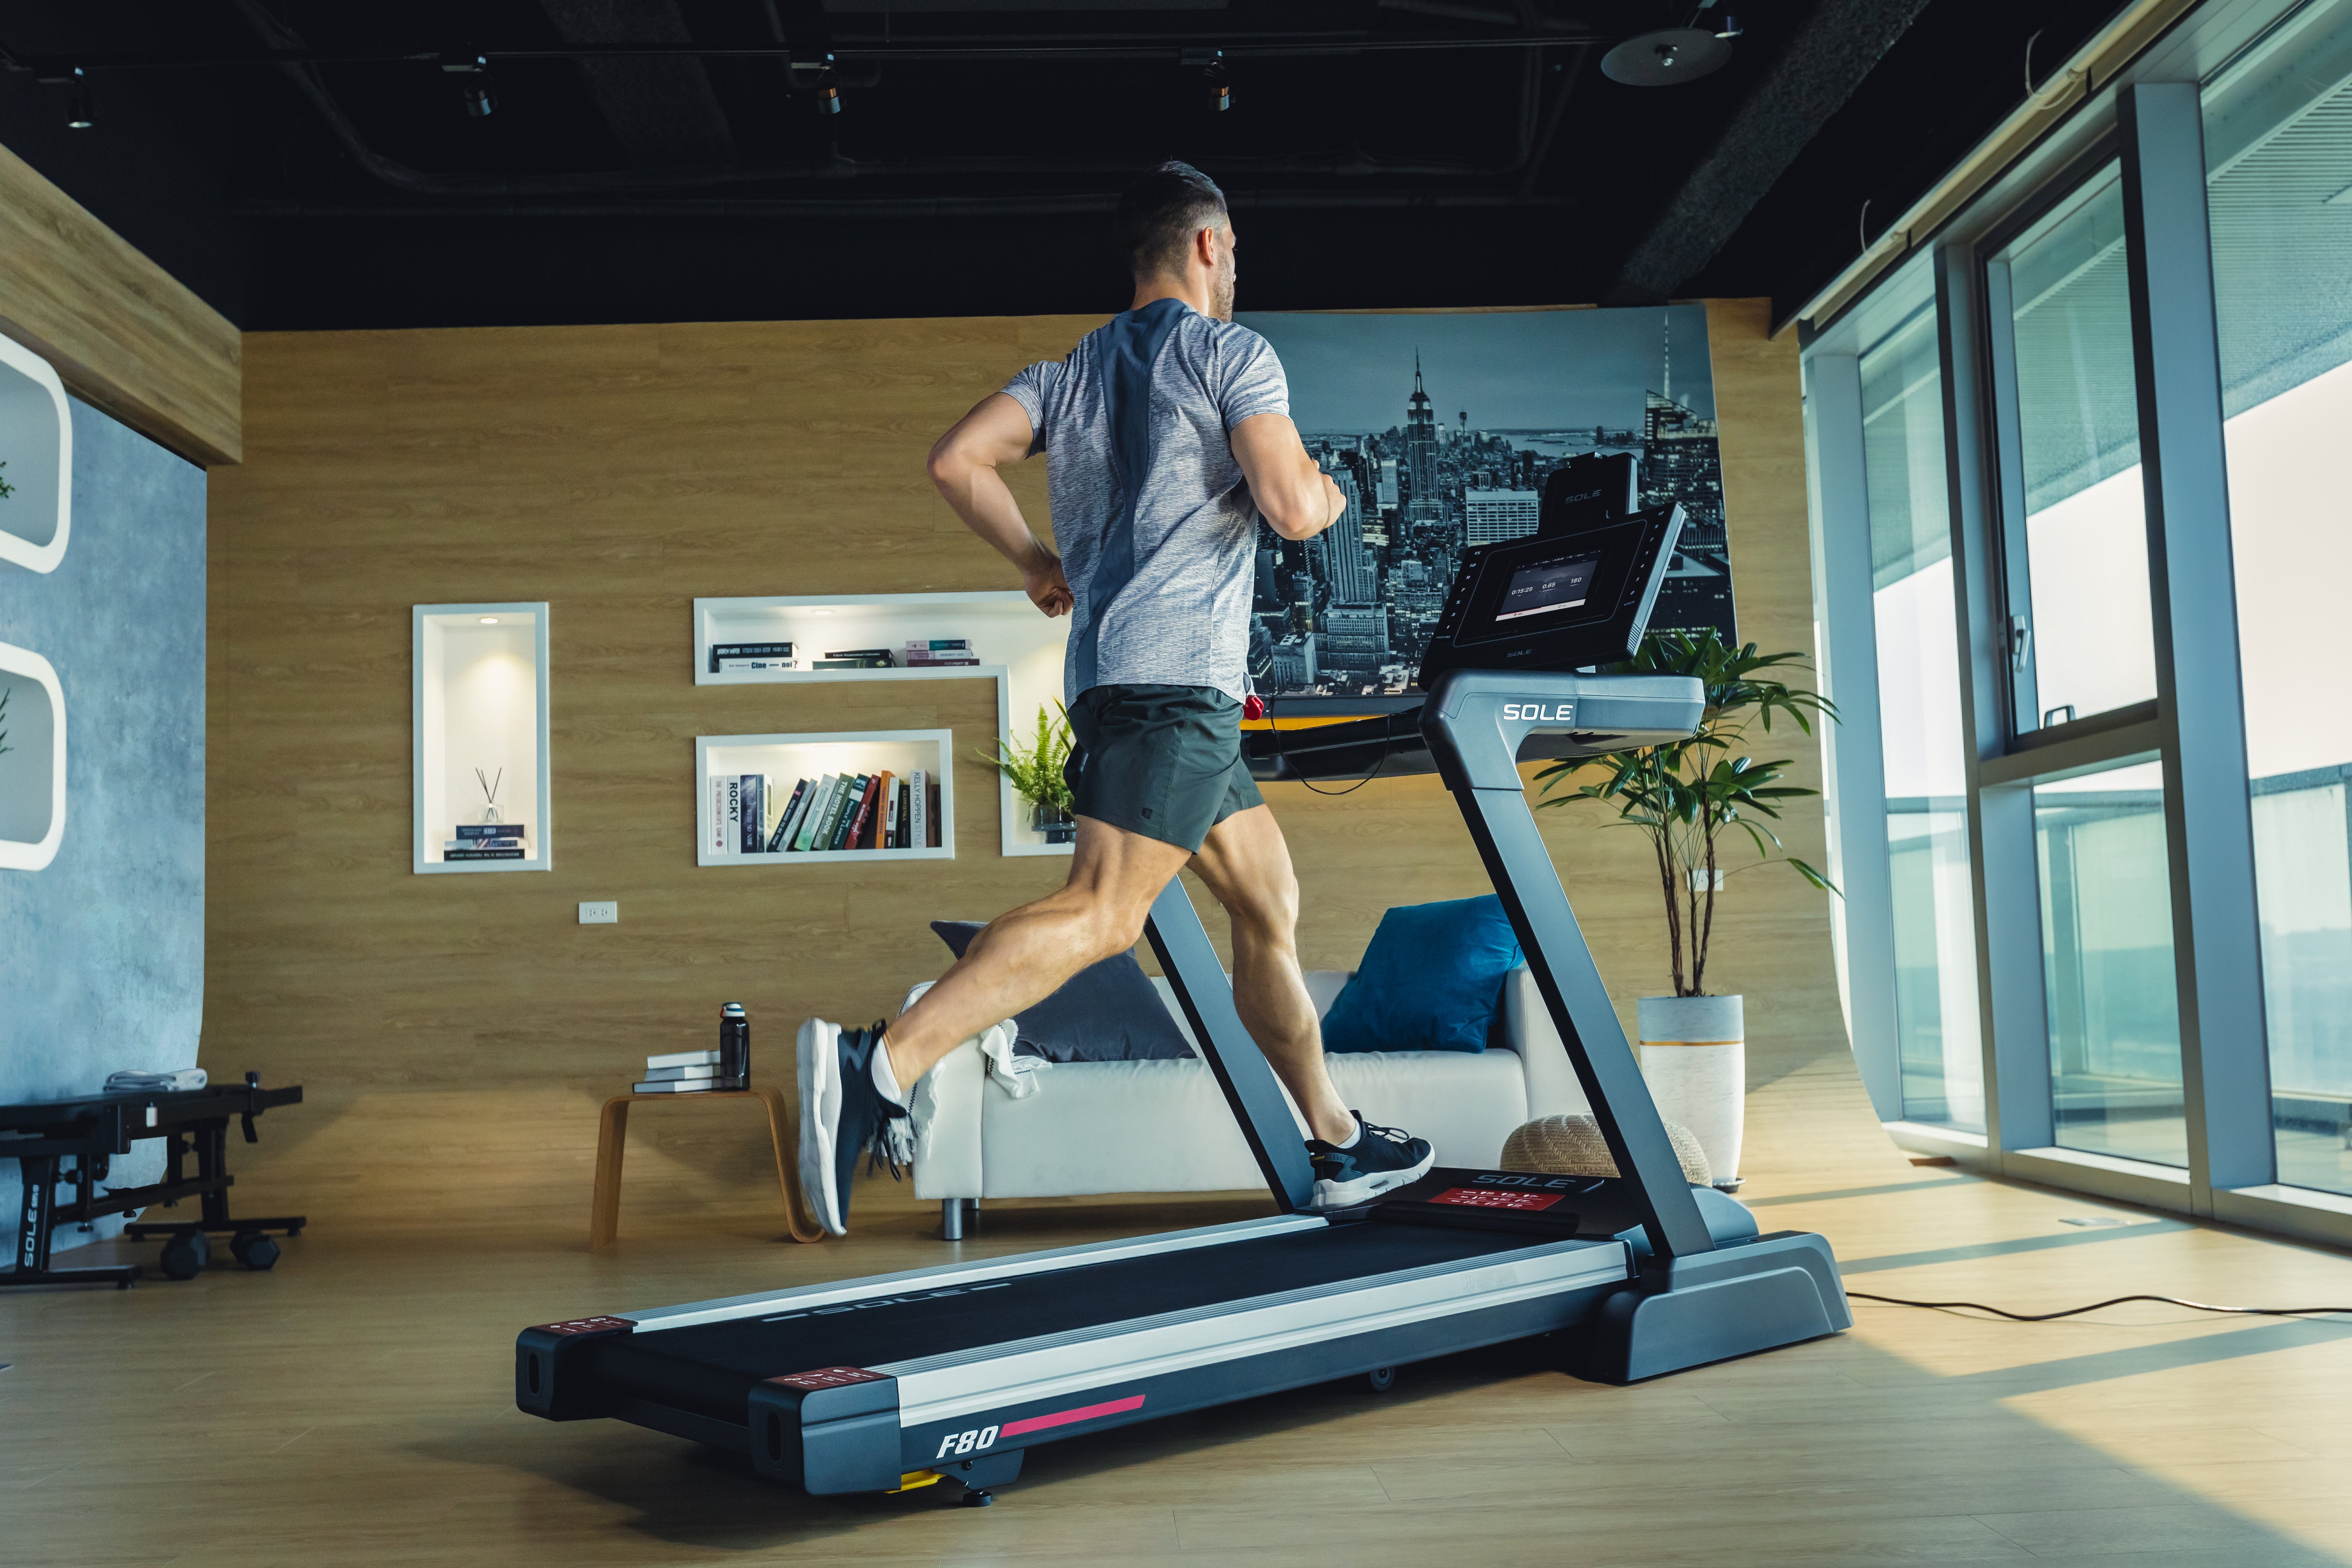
left=1321, top=896, right=1525, bottom=1054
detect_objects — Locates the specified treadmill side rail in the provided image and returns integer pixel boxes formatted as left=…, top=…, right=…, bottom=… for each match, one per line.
left=748, top=1372, right=905, bottom=1495
left=1570, top=1231, right=1853, bottom=1384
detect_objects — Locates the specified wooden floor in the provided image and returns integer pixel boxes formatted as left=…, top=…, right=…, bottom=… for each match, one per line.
left=10, top=1052, right=2352, bottom=1568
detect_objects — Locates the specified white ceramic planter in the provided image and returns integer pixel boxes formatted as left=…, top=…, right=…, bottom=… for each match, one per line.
left=1636, top=994, right=1744, bottom=1186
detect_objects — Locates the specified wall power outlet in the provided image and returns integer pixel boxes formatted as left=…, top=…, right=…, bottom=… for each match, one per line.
left=578, top=901, right=618, bottom=925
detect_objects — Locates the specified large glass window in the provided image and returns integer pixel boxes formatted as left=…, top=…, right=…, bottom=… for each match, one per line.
left=1988, top=167, right=2160, bottom=729
left=1861, top=295, right=1984, bottom=1131
left=2035, top=762, right=2186, bottom=1167
left=2205, top=0, right=2352, bottom=1196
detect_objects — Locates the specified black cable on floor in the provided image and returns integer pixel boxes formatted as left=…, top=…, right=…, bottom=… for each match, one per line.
left=1848, top=1290, right=2352, bottom=1322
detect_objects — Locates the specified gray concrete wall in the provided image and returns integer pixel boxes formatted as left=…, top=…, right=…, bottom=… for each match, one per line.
left=0, top=397, right=206, bottom=1246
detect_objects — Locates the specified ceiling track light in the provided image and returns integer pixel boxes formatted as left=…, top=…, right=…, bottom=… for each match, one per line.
left=64, top=66, right=92, bottom=130
left=440, top=53, right=494, bottom=118
left=1182, top=46, right=1230, bottom=112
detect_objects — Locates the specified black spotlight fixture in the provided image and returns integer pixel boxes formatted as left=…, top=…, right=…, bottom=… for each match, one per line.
left=1600, top=28, right=1733, bottom=86
left=64, top=66, right=93, bottom=130
left=1183, top=47, right=1231, bottom=112
left=441, top=53, right=495, bottom=117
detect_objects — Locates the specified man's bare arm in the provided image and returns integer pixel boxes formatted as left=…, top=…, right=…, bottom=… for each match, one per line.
left=927, top=392, right=1072, bottom=617
left=1231, top=413, right=1345, bottom=542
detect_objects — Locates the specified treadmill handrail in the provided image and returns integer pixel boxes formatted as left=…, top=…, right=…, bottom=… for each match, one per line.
left=1421, top=668, right=1718, bottom=1262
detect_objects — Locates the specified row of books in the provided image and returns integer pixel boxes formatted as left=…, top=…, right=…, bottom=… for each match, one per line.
left=706, top=637, right=983, bottom=674
left=441, top=822, right=529, bottom=861
left=632, top=1047, right=740, bottom=1095
left=710, top=769, right=939, bottom=855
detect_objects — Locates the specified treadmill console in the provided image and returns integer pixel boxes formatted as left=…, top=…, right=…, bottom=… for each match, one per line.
left=1417, top=503, right=1683, bottom=688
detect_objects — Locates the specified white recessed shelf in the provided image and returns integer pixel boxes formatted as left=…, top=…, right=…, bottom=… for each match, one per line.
left=698, top=730, right=954, bottom=866
left=414, top=603, right=551, bottom=874
left=0, top=334, right=70, bottom=575
left=693, top=591, right=1072, bottom=856
left=0, top=641, right=66, bottom=872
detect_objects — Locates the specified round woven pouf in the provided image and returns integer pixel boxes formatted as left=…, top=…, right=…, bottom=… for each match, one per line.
left=1500, top=1113, right=1712, bottom=1188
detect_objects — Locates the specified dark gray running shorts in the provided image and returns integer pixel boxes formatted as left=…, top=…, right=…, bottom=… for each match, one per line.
left=1063, top=683, right=1267, bottom=852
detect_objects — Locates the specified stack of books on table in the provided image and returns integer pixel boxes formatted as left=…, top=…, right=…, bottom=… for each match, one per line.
left=904, top=637, right=980, bottom=668
left=634, top=1048, right=729, bottom=1094
left=814, top=647, right=897, bottom=671
left=442, top=823, right=527, bottom=861
left=709, top=768, right=940, bottom=856
left=709, top=640, right=794, bottom=674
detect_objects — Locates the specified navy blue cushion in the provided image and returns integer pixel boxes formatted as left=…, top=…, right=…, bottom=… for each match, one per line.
left=930, top=921, right=1194, bottom=1063
left=1320, top=896, right=1524, bottom=1054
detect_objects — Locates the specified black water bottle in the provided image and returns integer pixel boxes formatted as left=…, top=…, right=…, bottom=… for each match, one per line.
left=720, top=1003, right=749, bottom=1090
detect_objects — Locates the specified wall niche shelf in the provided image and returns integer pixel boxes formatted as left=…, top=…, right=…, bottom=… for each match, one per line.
left=0, top=640, right=66, bottom=872
left=693, top=591, right=1071, bottom=857
left=0, top=334, right=71, bottom=575
left=413, top=603, right=551, bottom=874
left=697, top=729, right=954, bottom=867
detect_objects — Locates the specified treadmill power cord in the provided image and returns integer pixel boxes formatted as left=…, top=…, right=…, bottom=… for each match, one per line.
left=1847, top=1290, right=2352, bottom=1322
left=1263, top=711, right=1400, bottom=797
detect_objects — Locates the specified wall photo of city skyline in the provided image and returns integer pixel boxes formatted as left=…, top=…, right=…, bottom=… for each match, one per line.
left=1234, top=303, right=1733, bottom=697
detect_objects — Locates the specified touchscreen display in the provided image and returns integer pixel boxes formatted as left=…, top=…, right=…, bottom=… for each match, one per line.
left=1494, top=551, right=1601, bottom=624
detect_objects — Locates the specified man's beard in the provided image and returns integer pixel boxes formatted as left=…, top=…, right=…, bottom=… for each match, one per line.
left=1210, top=263, right=1236, bottom=322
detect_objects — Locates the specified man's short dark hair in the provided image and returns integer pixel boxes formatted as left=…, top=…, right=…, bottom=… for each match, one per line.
left=1114, top=161, right=1229, bottom=278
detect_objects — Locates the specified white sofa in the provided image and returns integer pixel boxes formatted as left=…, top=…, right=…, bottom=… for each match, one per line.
left=911, top=967, right=1592, bottom=1227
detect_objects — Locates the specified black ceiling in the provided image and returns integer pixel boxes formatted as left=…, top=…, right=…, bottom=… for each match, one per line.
left=0, top=0, right=2133, bottom=331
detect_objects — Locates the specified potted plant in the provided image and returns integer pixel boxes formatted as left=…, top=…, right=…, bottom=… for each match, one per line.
left=980, top=702, right=1077, bottom=844
left=1533, top=628, right=1837, bottom=1188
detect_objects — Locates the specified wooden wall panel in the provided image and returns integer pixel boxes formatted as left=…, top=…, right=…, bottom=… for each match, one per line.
left=206, top=302, right=1843, bottom=1221
left=0, top=141, right=240, bottom=466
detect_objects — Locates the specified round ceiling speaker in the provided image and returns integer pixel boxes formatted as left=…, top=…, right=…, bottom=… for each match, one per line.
left=1601, top=28, right=1734, bottom=86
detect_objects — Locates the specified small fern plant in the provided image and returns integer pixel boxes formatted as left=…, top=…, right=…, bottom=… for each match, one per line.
left=0, top=459, right=14, bottom=501
left=978, top=701, right=1075, bottom=817
left=0, top=684, right=11, bottom=758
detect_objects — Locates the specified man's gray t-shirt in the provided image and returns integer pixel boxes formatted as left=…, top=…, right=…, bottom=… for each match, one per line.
left=1000, top=297, right=1289, bottom=704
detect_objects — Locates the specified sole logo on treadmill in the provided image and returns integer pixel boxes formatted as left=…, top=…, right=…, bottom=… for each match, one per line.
left=1501, top=701, right=1574, bottom=723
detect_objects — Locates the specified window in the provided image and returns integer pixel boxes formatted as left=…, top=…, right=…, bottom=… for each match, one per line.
left=1987, top=165, right=2160, bottom=731
left=1860, top=294, right=1984, bottom=1130
left=2035, top=762, right=2186, bottom=1167
left=2205, top=0, right=2352, bottom=1196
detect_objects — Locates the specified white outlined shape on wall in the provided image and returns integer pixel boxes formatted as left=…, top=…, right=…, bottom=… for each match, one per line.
left=0, top=642, right=66, bottom=870
left=0, top=334, right=72, bottom=574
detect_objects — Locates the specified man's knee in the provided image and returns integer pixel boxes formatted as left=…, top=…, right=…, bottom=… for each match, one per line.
left=1223, top=875, right=1300, bottom=949
left=1078, top=900, right=1152, bottom=965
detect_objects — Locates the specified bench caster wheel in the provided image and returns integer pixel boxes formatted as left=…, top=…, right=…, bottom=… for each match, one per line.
left=1366, top=1366, right=1396, bottom=1393
left=231, top=1232, right=279, bottom=1271
left=159, top=1231, right=210, bottom=1280
left=959, top=1488, right=995, bottom=1507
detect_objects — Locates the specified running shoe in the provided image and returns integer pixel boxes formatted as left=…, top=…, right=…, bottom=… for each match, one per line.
left=1306, top=1114, right=1435, bottom=1208
left=796, top=1019, right=913, bottom=1236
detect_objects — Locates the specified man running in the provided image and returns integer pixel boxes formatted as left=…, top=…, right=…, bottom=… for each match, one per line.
left=797, top=160, right=1433, bottom=1235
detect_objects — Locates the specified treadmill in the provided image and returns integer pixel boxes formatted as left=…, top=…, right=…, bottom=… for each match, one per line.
left=516, top=505, right=1850, bottom=1502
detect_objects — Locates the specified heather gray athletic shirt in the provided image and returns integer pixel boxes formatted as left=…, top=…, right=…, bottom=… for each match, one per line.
left=1000, top=297, right=1290, bottom=704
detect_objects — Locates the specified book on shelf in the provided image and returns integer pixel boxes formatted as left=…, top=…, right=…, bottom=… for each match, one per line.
left=740, top=773, right=772, bottom=854
left=455, top=823, right=526, bottom=841
left=844, top=773, right=883, bottom=850
left=792, top=774, right=839, bottom=851
left=927, top=774, right=942, bottom=848
left=444, top=846, right=526, bottom=861
left=708, top=641, right=792, bottom=672
left=633, top=1078, right=721, bottom=1094
left=897, top=781, right=912, bottom=848
left=640, top=1063, right=719, bottom=1083
left=881, top=774, right=900, bottom=848
left=904, top=638, right=972, bottom=651
left=443, top=838, right=522, bottom=851
left=813, top=655, right=894, bottom=670
left=908, top=768, right=928, bottom=849
left=709, top=775, right=744, bottom=857
left=707, top=775, right=729, bottom=857
left=825, top=775, right=867, bottom=850
left=647, top=1048, right=722, bottom=1069
left=764, top=778, right=810, bottom=852
left=817, top=774, right=862, bottom=851
left=716, top=657, right=797, bottom=674
left=823, top=648, right=897, bottom=661
left=903, top=654, right=981, bottom=667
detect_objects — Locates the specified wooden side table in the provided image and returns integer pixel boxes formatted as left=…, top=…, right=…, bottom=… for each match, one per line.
left=590, top=1087, right=824, bottom=1249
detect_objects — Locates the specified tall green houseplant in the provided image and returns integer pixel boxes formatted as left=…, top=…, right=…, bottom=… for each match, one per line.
left=1534, top=628, right=1837, bottom=997
left=978, top=702, right=1076, bottom=839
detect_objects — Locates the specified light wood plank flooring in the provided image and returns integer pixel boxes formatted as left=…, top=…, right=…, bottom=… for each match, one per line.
left=8, top=1053, right=2352, bottom=1567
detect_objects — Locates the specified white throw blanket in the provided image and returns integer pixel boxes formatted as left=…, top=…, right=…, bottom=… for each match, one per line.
left=897, top=981, right=1045, bottom=1104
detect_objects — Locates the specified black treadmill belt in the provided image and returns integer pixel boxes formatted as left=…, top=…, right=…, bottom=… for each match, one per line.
left=591, top=1223, right=1565, bottom=1423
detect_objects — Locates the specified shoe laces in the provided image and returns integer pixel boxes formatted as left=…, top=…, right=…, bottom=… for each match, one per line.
left=1360, top=1120, right=1414, bottom=1148
left=860, top=1020, right=915, bottom=1180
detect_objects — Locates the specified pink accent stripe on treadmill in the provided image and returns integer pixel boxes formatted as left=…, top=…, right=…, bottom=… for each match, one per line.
left=999, top=1394, right=1145, bottom=1437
